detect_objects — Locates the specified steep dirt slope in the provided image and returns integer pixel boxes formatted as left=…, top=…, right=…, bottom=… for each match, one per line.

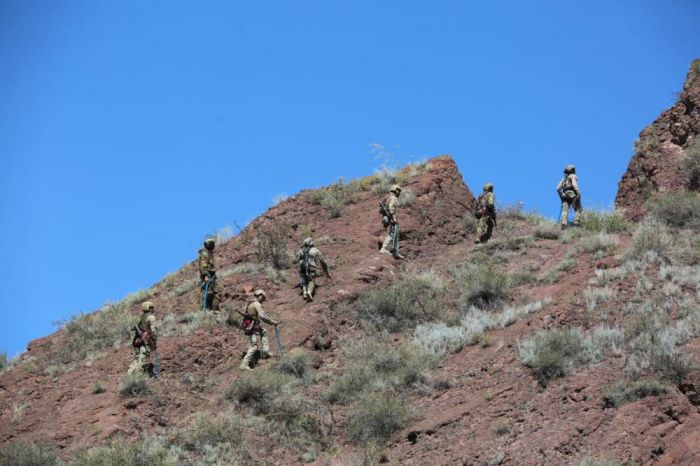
left=0, top=156, right=474, bottom=459
left=616, top=59, right=700, bottom=219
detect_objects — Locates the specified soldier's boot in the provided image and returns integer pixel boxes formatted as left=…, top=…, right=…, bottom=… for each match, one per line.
left=392, top=251, right=405, bottom=260
left=302, top=285, right=309, bottom=300
left=240, top=348, right=256, bottom=371
left=307, top=281, right=316, bottom=301
left=379, top=234, right=393, bottom=255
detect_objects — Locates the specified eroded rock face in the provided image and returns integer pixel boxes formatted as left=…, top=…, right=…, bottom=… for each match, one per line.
left=615, top=59, right=700, bottom=220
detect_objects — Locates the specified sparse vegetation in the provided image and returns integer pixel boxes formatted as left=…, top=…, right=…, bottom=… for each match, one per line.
left=254, top=221, right=292, bottom=269
left=579, top=233, right=619, bottom=257
left=227, top=369, right=297, bottom=414
left=683, top=139, right=700, bottom=190
left=493, top=423, right=512, bottom=436
left=625, top=218, right=673, bottom=261
left=92, top=381, right=106, bottom=394
left=584, top=287, right=615, bottom=312
left=119, top=373, right=151, bottom=397
left=348, top=393, right=412, bottom=443
left=323, top=340, right=436, bottom=404
left=604, top=379, right=668, bottom=408
left=415, top=299, right=552, bottom=359
left=452, top=262, right=510, bottom=310
left=579, top=210, right=631, bottom=233
left=0, top=440, right=62, bottom=466
left=278, top=351, right=318, bottom=385
left=169, top=279, right=197, bottom=298
left=178, top=413, right=243, bottom=456
left=399, top=187, right=416, bottom=206
left=354, top=272, right=447, bottom=332
left=69, top=436, right=177, bottom=466
left=462, top=213, right=478, bottom=234
left=648, top=191, right=700, bottom=229
left=0, top=352, right=8, bottom=372
left=533, top=222, right=561, bottom=240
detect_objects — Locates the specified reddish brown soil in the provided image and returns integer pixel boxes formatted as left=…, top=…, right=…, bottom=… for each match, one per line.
left=615, top=59, right=700, bottom=220
left=2, top=149, right=700, bottom=465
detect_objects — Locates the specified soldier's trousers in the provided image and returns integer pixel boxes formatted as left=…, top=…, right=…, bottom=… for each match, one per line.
left=477, top=216, right=495, bottom=243
left=560, top=198, right=582, bottom=225
left=240, top=330, right=272, bottom=369
left=301, top=270, right=318, bottom=298
left=127, top=345, right=150, bottom=375
left=200, top=279, right=221, bottom=311
left=381, top=223, right=399, bottom=253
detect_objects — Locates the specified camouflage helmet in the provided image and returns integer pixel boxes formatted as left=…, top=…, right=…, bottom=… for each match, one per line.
left=141, top=301, right=155, bottom=312
left=204, top=237, right=216, bottom=249
left=302, top=237, right=315, bottom=247
left=564, top=165, right=576, bottom=174
left=253, top=289, right=267, bottom=300
left=483, top=183, right=494, bottom=192
left=390, top=184, right=402, bottom=194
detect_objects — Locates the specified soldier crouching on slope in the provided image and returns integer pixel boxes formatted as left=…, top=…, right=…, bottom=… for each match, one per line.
left=295, top=237, right=331, bottom=302
left=127, top=301, right=158, bottom=376
left=239, top=289, right=280, bottom=371
left=198, top=237, right=221, bottom=312
left=379, top=184, right=404, bottom=259
left=475, top=183, right=497, bottom=244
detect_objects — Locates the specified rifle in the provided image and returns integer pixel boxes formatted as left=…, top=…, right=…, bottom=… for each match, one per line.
left=201, top=273, right=216, bottom=312
left=132, top=325, right=157, bottom=377
left=153, top=350, right=160, bottom=379
left=379, top=201, right=395, bottom=226
left=275, top=326, right=286, bottom=354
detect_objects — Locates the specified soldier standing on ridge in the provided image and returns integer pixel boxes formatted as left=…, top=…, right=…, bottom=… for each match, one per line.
left=295, top=237, right=331, bottom=302
left=379, top=184, right=404, bottom=259
left=556, top=165, right=582, bottom=228
left=240, top=289, right=280, bottom=371
left=198, top=237, right=221, bottom=311
left=127, top=301, right=158, bottom=376
left=475, top=183, right=497, bottom=244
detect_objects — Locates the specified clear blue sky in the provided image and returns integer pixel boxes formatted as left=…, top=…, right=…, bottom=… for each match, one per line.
left=1, top=1, right=698, bottom=356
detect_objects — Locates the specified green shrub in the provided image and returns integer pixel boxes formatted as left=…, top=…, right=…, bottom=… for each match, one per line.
left=0, top=440, right=62, bottom=466
left=312, top=180, right=351, bottom=218
left=278, top=351, right=317, bottom=385
left=604, top=379, right=668, bottom=408
left=179, top=414, right=243, bottom=453
left=683, top=138, right=700, bottom=190
left=323, top=341, right=435, bottom=404
left=625, top=219, right=673, bottom=261
left=579, top=233, right=619, bottom=257
left=648, top=191, right=700, bottom=229
left=0, top=352, right=7, bottom=372
left=348, top=393, right=411, bottom=443
left=518, top=328, right=586, bottom=386
left=463, top=213, right=478, bottom=234
left=227, top=369, right=296, bottom=415
left=92, top=382, right=106, bottom=394
left=254, top=221, right=292, bottom=269
left=533, top=223, right=561, bottom=240
left=579, top=210, right=631, bottom=233
left=69, top=437, right=176, bottom=466
left=119, top=373, right=151, bottom=397
left=400, top=187, right=417, bottom=207
left=452, top=262, right=510, bottom=310
left=355, top=272, right=446, bottom=332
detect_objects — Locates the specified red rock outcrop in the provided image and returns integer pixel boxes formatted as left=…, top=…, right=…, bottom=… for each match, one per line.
left=615, top=59, right=700, bottom=220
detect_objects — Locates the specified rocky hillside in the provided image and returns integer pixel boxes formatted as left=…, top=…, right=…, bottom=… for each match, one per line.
left=2, top=64, right=700, bottom=465
left=616, top=59, right=700, bottom=219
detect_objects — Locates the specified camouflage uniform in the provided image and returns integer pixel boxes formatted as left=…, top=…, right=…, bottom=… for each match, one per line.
left=127, top=301, right=158, bottom=375
left=198, top=238, right=221, bottom=311
left=379, top=184, right=404, bottom=259
left=557, top=165, right=582, bottom=227
left=475, top=184, right=496, bottom=244
left=295, top=238, right=330, bottom=301
left=240, top=290, right=280, bottom=371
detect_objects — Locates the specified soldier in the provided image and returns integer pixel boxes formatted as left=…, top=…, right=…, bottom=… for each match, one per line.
left=295, top=237, right=331, bottom=302
left=127, top=301, right=158, bottom=376
left=379, top=184, right=404, bottom=259
left=556, top=165, right=582, bottom=228
left=475, top=183, right=497, bottom=244
left=198, top=237, right=221, bottom=311
left=239, top=289, right=280, bottom=371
